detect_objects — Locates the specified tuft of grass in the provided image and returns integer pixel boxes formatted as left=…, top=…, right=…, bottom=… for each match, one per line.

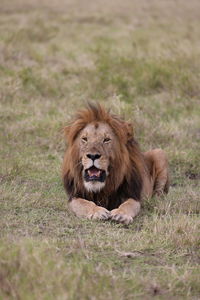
left=0, top=0, right=200, bottom=299
left=93, top=48, right=200, bottom=101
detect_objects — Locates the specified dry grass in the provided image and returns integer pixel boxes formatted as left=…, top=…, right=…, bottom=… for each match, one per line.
left=0, top=0, right=200, bottom=299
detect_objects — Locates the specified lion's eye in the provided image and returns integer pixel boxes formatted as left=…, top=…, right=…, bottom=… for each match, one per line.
left=103, top=137, right=111, bottom=143
left=82, top=137, right=88, bottom=143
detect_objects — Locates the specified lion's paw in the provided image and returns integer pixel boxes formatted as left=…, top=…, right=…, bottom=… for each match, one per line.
left=111, top=209, right=133, bottom=225
left=88, top=206, right=111, bottom=221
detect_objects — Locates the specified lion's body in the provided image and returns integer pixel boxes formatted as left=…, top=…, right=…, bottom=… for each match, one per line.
left=63, top=104, right=169, bottom=224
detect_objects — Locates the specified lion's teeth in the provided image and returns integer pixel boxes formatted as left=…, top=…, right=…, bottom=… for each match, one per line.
left=88, top=169, right=101, bottom=177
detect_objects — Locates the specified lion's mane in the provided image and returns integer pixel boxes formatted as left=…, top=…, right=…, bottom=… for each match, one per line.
left=62, top=104, right=147, bottom=210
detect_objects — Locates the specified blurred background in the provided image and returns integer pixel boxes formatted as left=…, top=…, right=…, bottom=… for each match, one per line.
left=0, top=1, right=200, bottom=299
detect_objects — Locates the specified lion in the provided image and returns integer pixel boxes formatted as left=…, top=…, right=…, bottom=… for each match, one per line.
left=62, top=103, right=169, bottom=225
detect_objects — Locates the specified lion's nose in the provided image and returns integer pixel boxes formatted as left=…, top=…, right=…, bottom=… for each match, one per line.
left=86, top=153, right=101, bottom=161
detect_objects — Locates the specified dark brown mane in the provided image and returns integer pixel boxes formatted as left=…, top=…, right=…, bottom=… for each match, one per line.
left=62, top=103, right=147, bottom=210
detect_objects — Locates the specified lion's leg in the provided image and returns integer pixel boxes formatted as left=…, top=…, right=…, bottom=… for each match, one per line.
left=69, top=198, right=111, bottom=220
left=144, top=149, right=169, bottom=196
left=110, top=199, right=141, bottom=225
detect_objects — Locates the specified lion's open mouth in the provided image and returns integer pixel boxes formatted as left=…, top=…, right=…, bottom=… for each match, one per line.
left=84, top=166, right=106, bottom=182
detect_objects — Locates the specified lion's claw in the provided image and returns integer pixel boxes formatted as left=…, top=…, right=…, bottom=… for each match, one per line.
left=111, top=209, right=133, bottom=225
left=88, top=207, right=111, bottom=221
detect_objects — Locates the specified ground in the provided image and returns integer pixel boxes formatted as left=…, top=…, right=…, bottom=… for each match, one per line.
left=0, top=0, right=200, bottom=299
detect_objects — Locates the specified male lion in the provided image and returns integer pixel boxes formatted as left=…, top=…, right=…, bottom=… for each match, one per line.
left=63, top=104, right=169, bottom=225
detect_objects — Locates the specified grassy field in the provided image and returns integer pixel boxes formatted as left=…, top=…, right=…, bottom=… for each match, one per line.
left=0, top=0, right=200, bottom=299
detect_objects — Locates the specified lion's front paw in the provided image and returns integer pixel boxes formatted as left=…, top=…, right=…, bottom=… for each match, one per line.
left=111, top=209, right=133, bottom=225
left=88, top=206, right=111, bottom=221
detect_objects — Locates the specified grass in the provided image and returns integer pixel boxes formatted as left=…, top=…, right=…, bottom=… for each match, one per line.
left=0, top=0, right=200, bottom=299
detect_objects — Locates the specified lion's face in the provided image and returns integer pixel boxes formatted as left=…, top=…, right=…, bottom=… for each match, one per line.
left=78, top=122, right=117, bottom=192
left=63, top=104, right=144, bottom=203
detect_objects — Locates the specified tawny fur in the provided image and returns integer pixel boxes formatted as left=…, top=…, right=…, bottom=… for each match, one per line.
left=62, top=104, right=169, bottom=225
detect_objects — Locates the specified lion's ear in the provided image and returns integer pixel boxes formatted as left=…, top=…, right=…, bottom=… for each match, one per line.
left=125, top=121, right=134, bottom=142
left=63, top=125, right=71, bottom=141
left=63, top=121, right=84, bottom=144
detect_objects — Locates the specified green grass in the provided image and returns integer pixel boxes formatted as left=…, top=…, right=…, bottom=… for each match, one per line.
left=0, top=0, right=200, bottom=299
